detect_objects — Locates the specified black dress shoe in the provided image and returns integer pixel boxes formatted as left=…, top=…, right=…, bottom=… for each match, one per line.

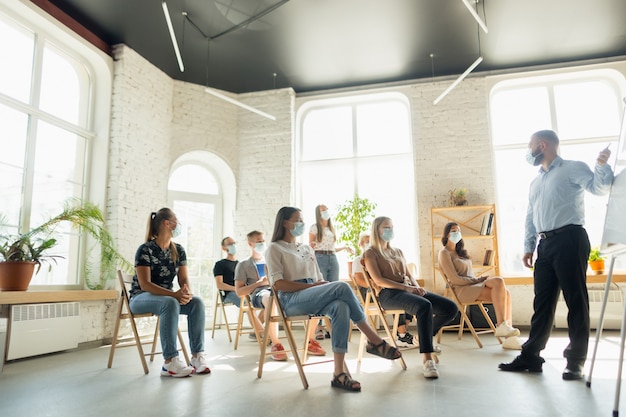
left=499, top=355, right=544, bottom=372
left=562, top=363, right=584, bottom=380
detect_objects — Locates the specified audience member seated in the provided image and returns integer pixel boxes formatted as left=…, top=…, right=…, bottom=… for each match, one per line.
left=266, top=206, right=402, bottom=392
left=438, top=222, right=522, bottom=350
left=363, top=216, right=458, bottom=379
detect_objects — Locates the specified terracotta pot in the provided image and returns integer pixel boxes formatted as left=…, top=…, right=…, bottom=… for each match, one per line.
left=589, top=259, right=605, bottom=275
left=0, top=261, right=37, bottom=291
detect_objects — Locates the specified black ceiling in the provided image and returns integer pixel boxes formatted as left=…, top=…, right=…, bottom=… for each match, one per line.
left=47, top=0, right=626, bottom=94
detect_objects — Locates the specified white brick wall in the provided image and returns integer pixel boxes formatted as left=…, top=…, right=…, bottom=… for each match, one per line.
left=407, top=77, right=495, bottom=286
left=107, top=45, right=174, bottom=262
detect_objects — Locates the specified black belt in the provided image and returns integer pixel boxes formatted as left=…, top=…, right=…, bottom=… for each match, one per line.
left=315, top=250, right=335, bottom=255
left=538, top=224, right=581, bottom=240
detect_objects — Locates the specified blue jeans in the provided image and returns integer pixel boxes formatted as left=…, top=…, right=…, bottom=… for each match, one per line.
left=130, top=292, right=206, bottom=359
left=378, top=289, right=458, bottom=354
left=278, top=281, right=366, bottom=353
left=315, top=253, right=340, bottom=282
left=222, top=291, right=241, bottom=306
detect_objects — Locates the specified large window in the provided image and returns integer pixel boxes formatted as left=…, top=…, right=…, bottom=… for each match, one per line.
left=490, top=70, right=625, bottom=275
left=297, top=93, right=417, bottom=271
left=0, top=10, right=96, bottom=287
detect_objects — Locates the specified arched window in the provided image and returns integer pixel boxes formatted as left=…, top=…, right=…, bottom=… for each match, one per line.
left=296, top=92, right=417, bottom=270
left=490, top=69, right=626, bottom=275
left=168, top=151, right=235, bottom=303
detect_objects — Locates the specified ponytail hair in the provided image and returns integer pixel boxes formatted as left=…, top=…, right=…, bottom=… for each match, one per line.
left=145, top=207, right=179, bottom=263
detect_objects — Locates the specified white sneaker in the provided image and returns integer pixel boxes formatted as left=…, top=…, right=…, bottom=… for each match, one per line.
left=161, top=356, right=194, bottom=377
left=190, top=352, right=211, bottom=374
left=502, top=336, right=523, bottom=350
left=495, top=322, right=521, bottom=338
left=423, top=359, right=439, bottom=379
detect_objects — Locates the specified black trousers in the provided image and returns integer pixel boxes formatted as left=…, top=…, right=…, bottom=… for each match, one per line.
left=522, top=226, right=591, bottom=364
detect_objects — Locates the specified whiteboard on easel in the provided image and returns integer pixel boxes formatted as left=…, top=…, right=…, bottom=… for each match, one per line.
left=601, top=104, right=626, bottom=256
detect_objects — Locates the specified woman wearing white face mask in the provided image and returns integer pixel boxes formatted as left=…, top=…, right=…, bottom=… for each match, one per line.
left=309, top=204, right=354, bottom=282
left=364, top=216, right=459, bottom=379
left=129, top=208, right=210, bottom=377
left=309, top=204, right=353, bottom=339
left=438, top=222, right=520, bottom=345
left=266, top=207, right=402, bottom=391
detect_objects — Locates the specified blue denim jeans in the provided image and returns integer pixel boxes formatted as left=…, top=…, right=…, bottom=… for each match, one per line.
left=378, top=289, right=458, bottom=354
left=315, top=253, right=340, bottom=282
left=222, top=291, right=241, bottom=306
left=278, top=281, right=366, bottom=353
left=130, top=292, right=206, bottom=359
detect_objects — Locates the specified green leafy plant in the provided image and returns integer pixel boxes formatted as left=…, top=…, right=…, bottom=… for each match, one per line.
left=448, top=188, right=468, bottom=206
left=334, top=194, right=377, bottom=257
left=0, top=199, right=132, bottom=289
left=589, top=248, right=605, bottom=262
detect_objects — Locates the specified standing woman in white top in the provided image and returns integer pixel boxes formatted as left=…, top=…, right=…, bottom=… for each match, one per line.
left=309, top=204, right=353, bottom=339
left=309, top=204, right=353, bottom=282
left=266, top=206, right=401, bottom=392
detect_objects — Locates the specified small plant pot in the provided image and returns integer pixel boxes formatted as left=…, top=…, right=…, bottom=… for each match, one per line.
left=589, top=259, right=605, bottom=275
left=0, top=261, right=37, bottom=291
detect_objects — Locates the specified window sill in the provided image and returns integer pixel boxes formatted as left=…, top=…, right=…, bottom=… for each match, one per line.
left=503, top=274, right=626, bottom=286
left=0, top=290, right=118, bottom=305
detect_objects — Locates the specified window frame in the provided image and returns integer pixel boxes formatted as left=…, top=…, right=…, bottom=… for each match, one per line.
left=0, top=2, right=112, bottom=289
left=489, top=68, right=626, bottom=276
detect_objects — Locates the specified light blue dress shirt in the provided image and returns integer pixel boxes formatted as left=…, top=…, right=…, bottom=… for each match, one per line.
left=524, top=156, right=614, bottom=254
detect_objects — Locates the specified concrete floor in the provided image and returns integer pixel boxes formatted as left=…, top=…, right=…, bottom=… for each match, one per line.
left=0, top=328, right=625, bottom=417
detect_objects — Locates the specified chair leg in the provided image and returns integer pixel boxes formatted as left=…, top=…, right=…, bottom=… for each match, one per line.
left=177, top=329, right=190, bottom=364
left=107, top=299, right=124, bottom=369
left=221, top=301, right=233, bottom=343
left=234, top=299, right=246, bottom=350
left=211, top=292, right=220, bottom=339
left=149, top=317, right=160, bottom=362
left=129, top=313, right=150, bottom=374
left=257, top=296, right=273, bottom=379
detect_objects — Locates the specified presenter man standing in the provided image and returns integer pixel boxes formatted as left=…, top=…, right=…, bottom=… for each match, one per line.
left=499, top=130, right=613, bottom=380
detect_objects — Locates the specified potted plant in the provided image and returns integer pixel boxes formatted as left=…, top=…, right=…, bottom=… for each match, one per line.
left=448, top=188, right=468, bottom=206
left=588, top=248, right=605, bottom=275
left=0, top=199, right=132, bottom=291
left=334, top=194, right=377, bottom=258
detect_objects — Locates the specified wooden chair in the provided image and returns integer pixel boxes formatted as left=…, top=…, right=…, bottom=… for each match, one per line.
left=356, top=268, right=409, bottom=369
left=436, top=271, right=502, bottom=348
left=211, top=289, right=239, bottom=342
left=107, top=270, right=189, bottom=374
left=234, top=294, right=264, bottom=350
left=257, top=287, right=334, bottom=389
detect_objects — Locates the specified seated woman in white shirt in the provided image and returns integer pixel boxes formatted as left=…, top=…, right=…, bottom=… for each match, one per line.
left=438, top=222, right=521, bottom=348
left=266, top=206, right=402, bottom=392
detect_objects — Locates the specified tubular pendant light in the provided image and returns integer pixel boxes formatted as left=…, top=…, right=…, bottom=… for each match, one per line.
left=433, top=56, right=483, bottom=105
left=461, top=0, right=488, bottom=34
left=205, top=88, right=277, bottom=121
left=162, top=1, right=185, bottom=72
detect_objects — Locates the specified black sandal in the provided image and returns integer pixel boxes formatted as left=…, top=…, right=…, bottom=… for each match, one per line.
left=366, top=340, right=402, bottom=360
left=331, top=372, right=361, bottom=392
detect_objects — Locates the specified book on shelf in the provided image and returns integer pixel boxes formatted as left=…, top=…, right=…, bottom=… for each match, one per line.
left=483, top=249, right=494, bottom=266
left=480, top=213, right=494, bottom=235
left=480, top=214, right=489, bottom=235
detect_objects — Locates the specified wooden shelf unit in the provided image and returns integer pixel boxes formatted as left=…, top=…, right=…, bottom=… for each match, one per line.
left=430, top=205, right=499, bottom=292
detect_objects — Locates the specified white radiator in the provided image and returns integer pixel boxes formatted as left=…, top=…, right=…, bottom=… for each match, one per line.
left=555, top=286, right=624, bottom=330
left=7, top=302, right=81, bottom=360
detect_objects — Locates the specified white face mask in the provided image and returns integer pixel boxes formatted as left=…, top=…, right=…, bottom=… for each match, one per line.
left=320, top=210, right=331, bottom=220
left=525, top=146, right=544, bottom=166
left=227, top=244, right=237, bottom=255
left=290, top=221, right=306, bottom=237
left=172, top=222, right=182, bottom=238
left=449, top=231, right=462, bottom=244
left=254, top=242, right=266, bottom=254
left=381, top=227, right=394, bottom=242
